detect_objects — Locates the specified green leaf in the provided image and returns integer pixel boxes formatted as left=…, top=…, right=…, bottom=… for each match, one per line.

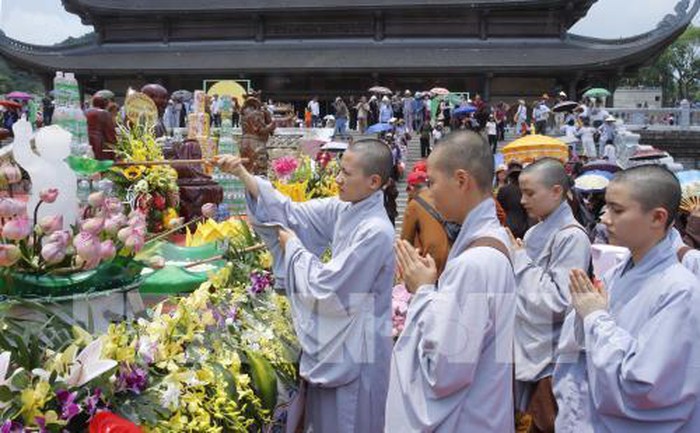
left=0, top=385, right=14, bottom=402
left=245, top=350, right=277, bottom=411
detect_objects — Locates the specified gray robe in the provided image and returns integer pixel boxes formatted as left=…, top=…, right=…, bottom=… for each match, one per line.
left=554, top=233, right=700, bottom=433
left=514, top=201, right=591, bottom=385
left=385, top=199, right=516, bottom=432
left=247, top=178, right=394, bottom=433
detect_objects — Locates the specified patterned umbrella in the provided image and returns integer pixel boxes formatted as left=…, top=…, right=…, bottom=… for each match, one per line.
left=430, top=87, right=450, bottom=95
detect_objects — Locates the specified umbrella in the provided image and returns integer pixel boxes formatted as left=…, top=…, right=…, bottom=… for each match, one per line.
left=207, top=80, right=247, bottom=104
left=502, top=134, right=568, bottom=164
left=628, top=147, right=667, bottom=161
left=321, top=141, right=349, bottom=152
left=583, top=88, right=611, bottom=99
left=574, top=170, right=615, bottom=193
left=171, top=90, right=193, bottom=102
left=5, top=91, right=32, bottom=100
left=581, top=161, right=621, bottom=174
left=366, top=123, right=393, bottom=134
left=323, top=114, right=335, bottom=121
left=676, top=170, right=700, bottom=212
left=94, top=89, right=115, bottom=100
left=0, top=100, right=22, bottom=110
left=552, top=101, right=579, bottom=113
left=368, top=86, right=392, bottom=95
left=453, top=105, right=477, bottom=117
left=430, top=87, right=450, bottom=95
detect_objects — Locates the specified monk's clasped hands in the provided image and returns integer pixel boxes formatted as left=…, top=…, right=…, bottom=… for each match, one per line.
left=569, top=268, right=608, bottom=319
left=395, top=240, right=438, bottom=294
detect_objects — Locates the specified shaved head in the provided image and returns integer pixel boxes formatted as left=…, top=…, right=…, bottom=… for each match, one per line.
left=521, top=157, right=570, bottom=197
left=611, top=165, right=681, bottom=227
left=429, top=131, right=494, bottom=193
left=347, top=139, right=393, bottom=185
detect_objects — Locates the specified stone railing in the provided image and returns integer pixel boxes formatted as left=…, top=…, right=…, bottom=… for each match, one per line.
left=607, top=107, right=700, bottom=128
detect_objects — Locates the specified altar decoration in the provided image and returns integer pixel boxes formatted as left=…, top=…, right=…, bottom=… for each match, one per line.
left=270, top=155, right=340, bottom=202
left=0, top=224, right=299, bottom=432
left=0, top=189, right=146, bottom=297
left=108, top=125, right=180, bottom=233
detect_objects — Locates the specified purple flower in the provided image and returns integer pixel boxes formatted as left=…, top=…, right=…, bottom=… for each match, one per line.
left=116, top=365, right=148, bottom=394
left=56, top=389, right=81, bottom=421
left=84, top=388, right=103, bottom=417
left=0, top=421, right=24, bottom=433
left=248, top=271, right=273, bottom=295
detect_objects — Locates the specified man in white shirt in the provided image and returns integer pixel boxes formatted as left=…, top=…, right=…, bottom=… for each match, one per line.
left=308, top=96, right=321, bottom=127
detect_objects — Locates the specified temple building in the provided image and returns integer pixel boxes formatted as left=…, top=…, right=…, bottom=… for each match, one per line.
left=0, top=0, right=698, bottom=103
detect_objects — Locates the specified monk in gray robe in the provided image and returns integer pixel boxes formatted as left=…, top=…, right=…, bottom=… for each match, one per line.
left=386, top=131, right=516, bottom=432
left=214, top=139, right=395, bottom=433
left=555, top=165, right=700, bottom=433
left=512, top=158, right=591, bottom=432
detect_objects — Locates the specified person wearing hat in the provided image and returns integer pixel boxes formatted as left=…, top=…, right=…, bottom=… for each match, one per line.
left=597, top=115, right=617, bottom=157
left=380, top=96, right=393, bottom=124
left=355, top=96, right=369, bottom=134
left=495, top=163, right=508, bottom=193
left=400, top=170, right=451, bottom=276
left=515, top=99, right=528, bottom=137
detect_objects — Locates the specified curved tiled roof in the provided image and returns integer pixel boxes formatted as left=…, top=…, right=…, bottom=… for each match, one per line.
left=2, top=0, right=694, bottom=75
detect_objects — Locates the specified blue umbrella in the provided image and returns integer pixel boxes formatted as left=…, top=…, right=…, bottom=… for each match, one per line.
left=366, top=123, right=393, bottom=134
left=452, top=105, right=477, bottom=117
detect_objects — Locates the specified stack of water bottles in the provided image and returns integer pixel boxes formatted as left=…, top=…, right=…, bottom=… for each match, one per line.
left=212, top=119, right=248, bottom=216
left=51, top=71, right=90, bottom=157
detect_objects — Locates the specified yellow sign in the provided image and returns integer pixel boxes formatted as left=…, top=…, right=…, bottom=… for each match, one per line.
left=124, top=92, right=158, bottom=127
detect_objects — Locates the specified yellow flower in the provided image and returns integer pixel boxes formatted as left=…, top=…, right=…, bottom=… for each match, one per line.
left=258, top=251, right=273, bottom=269
left=120, top=165, right=146, bottom=181
left=162, top=207, right=179, bottom=227
left=274, top=181, right=308, bottom=202
left=20, top=381, right=51, bottom=423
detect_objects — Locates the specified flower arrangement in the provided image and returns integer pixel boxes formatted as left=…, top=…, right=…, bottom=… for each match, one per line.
left=270, top=154, right=340, bottom=202
left=392, top=284, right=412, bottom=338
left=0, top=189, right=145, bottom=280
left=107, top=125, right=180, bottom=233
left=0, top=225, right=299, bottom=432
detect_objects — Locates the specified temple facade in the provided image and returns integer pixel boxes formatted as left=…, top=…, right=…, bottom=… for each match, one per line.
left=0, top=0, right=697, bottom=104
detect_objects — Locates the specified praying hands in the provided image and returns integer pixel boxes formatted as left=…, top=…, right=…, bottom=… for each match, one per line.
left=569, top=269, right=608, bottom=319
left=395, top=239, right=437, bottom=294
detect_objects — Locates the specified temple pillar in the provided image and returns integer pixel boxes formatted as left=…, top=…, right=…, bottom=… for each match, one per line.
left=483, top=73, right=493, bottom=101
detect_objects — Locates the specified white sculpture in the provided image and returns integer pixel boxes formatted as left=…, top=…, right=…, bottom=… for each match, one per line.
left=12, top=118, right=79, bottom=227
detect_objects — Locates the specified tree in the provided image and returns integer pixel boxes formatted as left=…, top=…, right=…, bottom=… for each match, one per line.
left=0, top=56, right=44, bottom=95
left=622, top=25, right=700, bottom=105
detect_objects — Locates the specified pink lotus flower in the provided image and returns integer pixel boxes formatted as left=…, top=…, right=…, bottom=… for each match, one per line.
left=272, top=156, right=299, bottom=180
left=80, top=218, right=105, bottom=235
left=46, top=230, right=71, bottom=247
left=117, top=227, right=132, bottom=243
left=75, top=255, right=100, bottom=270
left=201, top=203, right=217, bottom=219
left=73, top=232, right=101, bottom=260
left=391, top=284, right=412, bottom=338
left=103, top=198, right=123, bottom=215
left=99, top=240, right=116, bottom=261
left=87, top=191, right=105, bottom=208
left=41, top=242, right=66, bottom=264
left=1, top=163, right=22, bottom=185
left=0, top=244, right=21, bottom=267
left=0, top=199, right=26, bottom=218
left=2, top=217, right=31, bottom=241
left=39, top=188, right=59, bottom=204
left=124, top=234, right=144, bottom=253
left=38, top=215, right=63, bottom=235
left=104, top=214, right=127, bottom=236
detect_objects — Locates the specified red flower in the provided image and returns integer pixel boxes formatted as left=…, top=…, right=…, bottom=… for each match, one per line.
left=152, top=194, right=166, bottom=211
left=89, top=411, right=143, bottom=433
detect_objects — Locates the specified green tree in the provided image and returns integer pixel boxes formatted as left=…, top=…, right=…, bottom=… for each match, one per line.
left=0, top=56, right=44, bottom=95
left=623, top=25, right=700, bottom=105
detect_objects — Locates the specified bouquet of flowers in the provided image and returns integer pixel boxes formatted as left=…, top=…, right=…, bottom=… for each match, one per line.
left=0, top=189, right=145, bottom=281
left=108, top=125, right=180, bottom=233
left=0, top=224, right=299, bottom=432
left=270, top=154, right=340, bottom=202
